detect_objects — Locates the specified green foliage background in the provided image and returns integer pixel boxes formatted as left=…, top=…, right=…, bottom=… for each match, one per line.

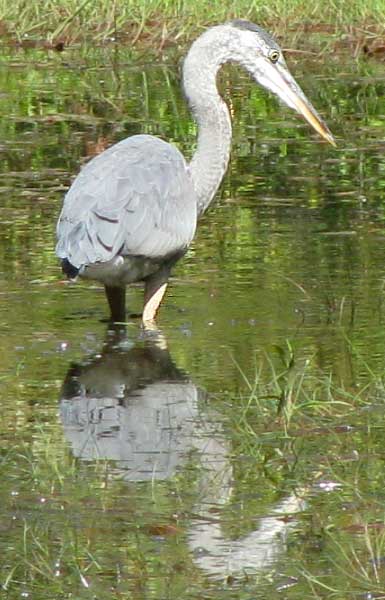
left=0, top=0, right=383, bottom=44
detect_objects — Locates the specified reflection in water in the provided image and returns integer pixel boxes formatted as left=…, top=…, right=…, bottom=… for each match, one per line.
left=60, top=327, right=200, bottom=480
left=188, top=487, right=306, bottom=579
left=59, top=327, right=306, bottom=580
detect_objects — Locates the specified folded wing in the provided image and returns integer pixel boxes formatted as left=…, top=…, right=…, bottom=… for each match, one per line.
left=56, top=135, right=197, bottom=270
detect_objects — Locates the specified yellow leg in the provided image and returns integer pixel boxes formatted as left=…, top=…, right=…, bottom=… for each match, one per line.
left=143, top=278, right=168, bottom=324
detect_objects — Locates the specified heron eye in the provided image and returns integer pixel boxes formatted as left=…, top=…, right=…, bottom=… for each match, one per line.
left=268, top=50, right=280, bottom=63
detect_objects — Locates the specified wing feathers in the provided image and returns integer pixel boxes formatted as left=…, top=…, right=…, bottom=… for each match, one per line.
left=93, top=211, right=119, bottom=224
left=56, top=135, right=197, bottom=270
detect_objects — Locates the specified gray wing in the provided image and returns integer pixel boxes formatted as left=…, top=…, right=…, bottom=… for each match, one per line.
left=56, top=135, right=197, bottom=269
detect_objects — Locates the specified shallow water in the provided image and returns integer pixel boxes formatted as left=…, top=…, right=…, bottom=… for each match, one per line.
left=1, top=44, right=385, bottom=598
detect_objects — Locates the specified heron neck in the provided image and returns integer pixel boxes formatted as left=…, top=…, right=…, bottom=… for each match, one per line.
left=183, top=37, right=232, bottom=217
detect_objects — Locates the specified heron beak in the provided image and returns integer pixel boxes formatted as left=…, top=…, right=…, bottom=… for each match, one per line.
left=284, top=84, right=336, bottom=147
left=256, top=59, right=336, bottom=147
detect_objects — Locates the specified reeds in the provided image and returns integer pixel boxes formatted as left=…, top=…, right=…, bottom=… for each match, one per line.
left=0, top=0, right=384, bottom=46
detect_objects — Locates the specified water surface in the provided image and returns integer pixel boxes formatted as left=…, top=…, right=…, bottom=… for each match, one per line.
left=1, top=44, right=385, bottom=598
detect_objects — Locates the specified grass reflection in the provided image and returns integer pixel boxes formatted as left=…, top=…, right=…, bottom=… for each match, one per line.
left=1, top=45, right=385, bottom=599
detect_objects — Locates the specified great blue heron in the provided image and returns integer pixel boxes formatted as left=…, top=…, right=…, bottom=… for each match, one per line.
left=56, top=19, right=335, bottom=324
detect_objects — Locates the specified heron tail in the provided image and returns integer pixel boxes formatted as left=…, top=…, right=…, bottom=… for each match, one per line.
left=61, top=258, right=80, bottom=280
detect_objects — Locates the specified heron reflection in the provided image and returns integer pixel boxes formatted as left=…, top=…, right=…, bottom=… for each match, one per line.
left=59, top=327, right=306, bottom=579
left=60, top=327, right=201, bottom=480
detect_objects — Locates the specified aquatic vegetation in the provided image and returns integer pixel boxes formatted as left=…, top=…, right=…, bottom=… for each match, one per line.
left=1, top=37, right=385, bottom=600
left=0, top=0, right=384, bottom=50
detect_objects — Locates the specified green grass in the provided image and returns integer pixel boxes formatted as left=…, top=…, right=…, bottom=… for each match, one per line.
left=0, top=0, right=384, bottom=46
left=224, top=340, right=385, bottom=597
left=229, top=339, right=373, bottom=437
left=298, top=524, right=385, bottom=598
left=3, top=337, right=385, bottom=598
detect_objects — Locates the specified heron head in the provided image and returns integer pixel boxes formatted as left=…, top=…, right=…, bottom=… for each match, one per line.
left=229, top=20, right=336, bottom=146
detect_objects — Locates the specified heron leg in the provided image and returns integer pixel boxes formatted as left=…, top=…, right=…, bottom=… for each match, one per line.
left=143, top=272, right=169, bottom=324
left=104, top=285, right=126, bottom=322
